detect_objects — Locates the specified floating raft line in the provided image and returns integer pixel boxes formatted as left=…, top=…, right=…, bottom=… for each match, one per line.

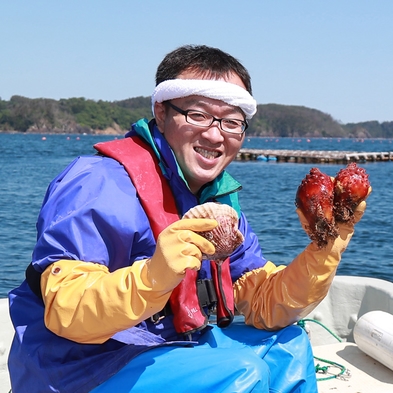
left=236, top=149, right=393, bottom=164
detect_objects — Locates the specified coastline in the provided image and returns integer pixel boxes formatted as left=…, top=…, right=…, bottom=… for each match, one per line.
left=0, top=126, right=125, bottom=136
left=2, top=130, right=393, bottom=140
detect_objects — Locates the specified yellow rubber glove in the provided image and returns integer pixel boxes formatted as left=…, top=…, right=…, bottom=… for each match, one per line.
left=145, top=218, right=217, bottom=290
left=234, top=201, right=367, bottom=330
left=41, top=218, right=217, bottom=344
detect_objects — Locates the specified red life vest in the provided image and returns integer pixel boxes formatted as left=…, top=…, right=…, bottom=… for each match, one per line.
left=94, top=136, right=234, bottom=335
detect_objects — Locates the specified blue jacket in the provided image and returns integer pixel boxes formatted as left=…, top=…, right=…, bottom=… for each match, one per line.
left=8, top=119, right=267, bottom=393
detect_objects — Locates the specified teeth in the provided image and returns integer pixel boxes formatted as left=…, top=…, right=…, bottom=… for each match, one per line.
left=195, top=148, right=219, bottom=159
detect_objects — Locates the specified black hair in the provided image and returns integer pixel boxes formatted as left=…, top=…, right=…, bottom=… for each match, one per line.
left=155, top=45, right=252, bottom=94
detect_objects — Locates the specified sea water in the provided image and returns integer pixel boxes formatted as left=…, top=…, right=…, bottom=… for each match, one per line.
left=0, top=134, right=392, bottom=297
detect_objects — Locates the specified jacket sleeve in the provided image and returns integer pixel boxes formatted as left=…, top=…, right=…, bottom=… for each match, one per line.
left=41, top=259, right=173, bottom=344
left=234, top=203, right=367, bottom=330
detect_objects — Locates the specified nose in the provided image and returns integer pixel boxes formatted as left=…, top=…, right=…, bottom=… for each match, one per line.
left=202, top=120, right=225, bottom=143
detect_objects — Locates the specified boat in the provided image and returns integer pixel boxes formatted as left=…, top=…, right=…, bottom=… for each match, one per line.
left=304, top=275, right=393, bottom=392
left=1, top=275, right=393, bottom=392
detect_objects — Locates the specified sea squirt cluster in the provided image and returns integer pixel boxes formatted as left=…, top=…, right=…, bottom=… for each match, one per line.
left=296, top=162, right=370, bottom=248
left=182, top=202, right=244, bottom=263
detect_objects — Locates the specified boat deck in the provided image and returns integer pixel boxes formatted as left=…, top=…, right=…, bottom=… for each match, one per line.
left=314, top=342, right=393, bottom=393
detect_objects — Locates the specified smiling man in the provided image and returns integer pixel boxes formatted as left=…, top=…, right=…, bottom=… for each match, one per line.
left=8, top=45, right=367, bottom=393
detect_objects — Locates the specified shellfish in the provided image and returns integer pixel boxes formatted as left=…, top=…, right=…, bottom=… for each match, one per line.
left=182, top=202, right=244, bottom=263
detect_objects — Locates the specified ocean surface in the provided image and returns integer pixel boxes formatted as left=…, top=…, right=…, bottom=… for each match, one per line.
left=1, top=133, right=392, bottom=298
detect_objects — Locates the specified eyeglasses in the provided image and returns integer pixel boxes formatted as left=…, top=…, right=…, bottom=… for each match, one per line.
left=167, top=102, right=248, bottom=134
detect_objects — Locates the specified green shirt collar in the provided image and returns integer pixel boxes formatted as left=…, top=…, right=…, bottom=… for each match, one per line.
left=198, top=172, right=242, bottom=217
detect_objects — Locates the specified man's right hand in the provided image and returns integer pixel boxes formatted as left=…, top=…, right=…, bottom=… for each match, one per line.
left=145, top=218, right=217, bottom=290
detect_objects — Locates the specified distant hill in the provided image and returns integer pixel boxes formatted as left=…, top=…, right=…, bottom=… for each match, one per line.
left=1, top=95, right=392, bottom=138
left=249, top=104, right=345, bottom=138
left=0, top=96, right=152, bottom=135
left=343, top=121, right=393, bottom=139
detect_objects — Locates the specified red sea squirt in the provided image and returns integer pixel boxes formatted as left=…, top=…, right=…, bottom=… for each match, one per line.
left=295, top=168, right=338, bottom=248
left=334, top=162, right=370, bottom=223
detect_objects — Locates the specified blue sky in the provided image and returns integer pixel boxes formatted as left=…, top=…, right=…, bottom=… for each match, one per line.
left=1, top=0, right=392, bottom=124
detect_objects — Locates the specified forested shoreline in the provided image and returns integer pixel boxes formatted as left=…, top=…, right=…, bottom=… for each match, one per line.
left=1, top=95, right=392, bottom=138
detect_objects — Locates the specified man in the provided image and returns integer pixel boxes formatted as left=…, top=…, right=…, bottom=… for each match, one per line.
left=8, top=45, right=367, bottom=392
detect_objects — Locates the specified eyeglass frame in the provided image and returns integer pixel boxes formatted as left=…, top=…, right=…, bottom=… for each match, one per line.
left=165, top=101, right=248, bottom=134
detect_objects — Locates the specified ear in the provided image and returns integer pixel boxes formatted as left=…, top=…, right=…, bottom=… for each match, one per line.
left=154, top=102, right=167, bottom=134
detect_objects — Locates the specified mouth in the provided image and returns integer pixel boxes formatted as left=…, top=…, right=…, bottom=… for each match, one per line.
left=194, top=147, right=221, bottom=160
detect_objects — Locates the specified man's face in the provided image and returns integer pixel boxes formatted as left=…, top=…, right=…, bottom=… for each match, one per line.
left=154, top=71, right=246, bottom=194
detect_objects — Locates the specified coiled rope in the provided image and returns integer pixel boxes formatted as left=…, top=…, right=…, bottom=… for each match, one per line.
left=297, top=318, right=349, bottom=381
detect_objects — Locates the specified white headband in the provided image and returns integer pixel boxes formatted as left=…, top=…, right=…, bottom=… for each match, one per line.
left=151, top=79, right=257, bottom=119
